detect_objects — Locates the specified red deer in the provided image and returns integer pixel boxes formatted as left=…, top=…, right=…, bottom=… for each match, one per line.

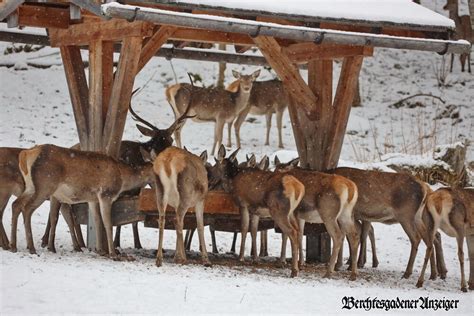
left=0, top=147, right=83, bottom=251
left=141, top=146, right=211, bottom=267
left=208, top=145, right=305, bottom=277
left=228, top=79, right=288, bottom=149
left=166, top=69, right=261, bottom=155
left=10, top=144, right=155, bottom=258
left=444, top=0, right=472, bottom=73
left=276, top=158, right=446, bottom=280
left=415, top=187, right=473, bottom=292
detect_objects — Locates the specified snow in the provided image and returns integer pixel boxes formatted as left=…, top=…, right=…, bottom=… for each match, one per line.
left=165, top=0, right=456, bottom=29
left=1, top=7, right=474, bottom=314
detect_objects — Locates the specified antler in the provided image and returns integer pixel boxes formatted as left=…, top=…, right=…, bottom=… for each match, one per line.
left=166, top=73, right=196, bottom=133
left=129, top=88, right=159, bottom=131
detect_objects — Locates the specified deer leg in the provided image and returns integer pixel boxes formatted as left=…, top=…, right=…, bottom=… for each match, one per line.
left=368, top=223, right=379, bottom=268
left=456, top=234, right=467, bottom=292
left=460, top=54, right=466, bottom=72
left=41, top=217, right=51, bottom=248
left=466, top=230, right=474, bottom=290
left=211, top=119, right=225, bottom=156
left=184, top=229, right=194, bottom=251
left=132, top=223, right=142, bottom=249
left=238, top=205, right=250, bottom=262
left=468, top=54, right=471, bottom=73
left=323, top=219, right=345, bottom=279
left=274, top=217, right=299, bottom=278
left=226, top=121, right=233, bottom=147
left=250, top=214, right=259, bottom=261
left=210, top=226, right=218, bottom=254
left=416, top=233, right=435, bottom=289
left=47, top=198, right=61, bottom=253
left=59, top=203, right=82, bottom=252
left=234, top=106, right=250, bottom=148
left=265, top=112, right=272, bottom=146
left=357, top=221, right=369, bottom=268
left=230, top=232, right=238, bottom=253
left=338, top=213, right=360, bottom=280
left=280, top=233, right=288, bottom=266
left=174, top=205, right=187, bottom=264
left=276, top=109, right=284, bottom=149
left=98, top=198, right=118, bottom=259
left=194, top=200, right=211, bottom=266
left=297, top=219, right=305, bottom=268
left=10, top=196, right=26, bottom=252
left=73, top=213, right=86, bottom=249
left=259, top=230, right=268, bottom=257
left=434, top=232, right=447, bottom=279
left=23, top=195, right=48, bottom=255
left=399, top=221, right=421, bottom=279
left=87, top=202, right=104, bottom=255
left=0, top=192, right=11, bottom=250
left=450, top=53, right=454, bottom=72
left=113, top=225, right=122, bottom=248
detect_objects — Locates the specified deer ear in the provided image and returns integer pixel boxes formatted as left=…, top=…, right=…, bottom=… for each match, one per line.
left=139, top=147, right=152, bottom=162
left=290, top=157, right=300, bottom=167
left=150, top=149, right=158, bottom=160
left=199, top=150, right=208, bottom=163
left=259, top=156, right=270, bottom=171
left=248, top=154, right=256, bottom=168
left=217, top=144, right=226, bottom=161
left=232, top=70, right=241, bottom=79
left=274, top=155, right=281, bottom=166
left=228, top=148, right=240, bottom=163
left=136, top=124, right=156, bottom=137
left=251, top=69, right=261, bottom=80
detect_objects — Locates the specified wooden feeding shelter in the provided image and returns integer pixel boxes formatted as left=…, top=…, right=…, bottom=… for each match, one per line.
left=0, top=0, right=471, bottom=262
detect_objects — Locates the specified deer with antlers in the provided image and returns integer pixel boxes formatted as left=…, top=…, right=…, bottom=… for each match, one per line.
left=228, top=79, right=288, bottom=149
left=166, top=69, right=261, bottom=155
left=415, top=187, right=474, bottom=292
left=207, top=145, right=305, bottom=277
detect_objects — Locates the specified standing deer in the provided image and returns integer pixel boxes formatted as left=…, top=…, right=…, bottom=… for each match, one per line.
left=444, top=0, right=472, bottom=73
left=415, top=187, right=474, bottom=292
left=228, top=79, right=289, bottom=149
left=42, top=91, right=194, bottom=252
left=141, top=146, right=211, bottom=267
left=166, top=69, right=261, bottom=155
left=0, top=147, right=83, bottom=251
left=275, top=158, right=446, bottom=280
left=208, top=145, right=305, bottom=277
left=10, top=144, right=155, bottom=258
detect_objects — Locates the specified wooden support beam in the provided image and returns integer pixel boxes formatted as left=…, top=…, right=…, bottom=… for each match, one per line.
left=324, top=56, right=363, bottom=169
left=253, top=35, right=318, bottom=119
left=69, top=4, right=81, bottom=21
left=60, top=45, right=89, bottom=148
left=283, top=42, right=373, bottom=63
left=6, top=9, right=18, bottom=28
left=88, top=40, right=105, bottom=151
left=137, top=25, right=177, bottom=73
left=18, top=5, right=70, bottom=29
left=171, top=28, right=255, bottom=46
left=103, top=36, right=143, bottom=158
left=49, top=19, right=153, bottom=47
left=102, top=41, right=114, bottom=121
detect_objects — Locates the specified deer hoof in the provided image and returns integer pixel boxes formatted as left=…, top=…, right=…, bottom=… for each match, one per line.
left=429, top=273, right=437, bottom=281
left=468, top=283, right=474, bottom=291
left=324, top=272, right=332, bottom=279
left=174, top=257, right=186, bottom=265
left=47, top=246, right=56, bottom=253
left=10, top=246, right=17, bottom=253
left=156, top=258, right=163, bottom=267
left=349, top=273, right=358, bottom=281
left=461, top=286, right=467, bottom=293
left=2, top=243, right=10, bottom=251
left=290, top=269, right=298, bottom=278
left=41, top=240, right=48, bottom=248
left=73, top=246, right=82, bottom=252
left=372, top=261, right=379, bottom=268
left=203, top=259, right=212, bottom=267
left=402, top=272, right=411, bottom=279
left=29, top=248, right=37, bottom=255
left=416, top=280, right=424, bottom=288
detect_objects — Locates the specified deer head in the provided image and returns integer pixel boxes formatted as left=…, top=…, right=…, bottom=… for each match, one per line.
left=232, top=69, right=261, bottom=93
left=207, top=145, right=240, bottom=191
left=273, top=155, right=300, bottom=172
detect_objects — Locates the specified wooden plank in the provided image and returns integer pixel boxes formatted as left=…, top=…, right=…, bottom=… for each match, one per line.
left=18, top=5, right=70, bottom=29
left=6, top=9, right=17, bottom=28
left=137, top=25, right=177, bottom=73
left=324, top=56, right=363, bottom=169
left=139, top=189, right=240, bottom=215
left=60, top=45, right=89, bottom=148
left=0, top=0, right=24, bottom=21
left=70, top=0, right=101, bottom=17
left=103, top=36, right=143, bottom=158
left=171, top=27, right=254, bottom=46
left=253, top=35, right=318, bottom=119
left=49, top=19, right=153, bottom=47
left=102, top=41, right=114, bottom=121
left=283, top=42, right=373, bottom=63
left=88, top=40, right=104, bottom=151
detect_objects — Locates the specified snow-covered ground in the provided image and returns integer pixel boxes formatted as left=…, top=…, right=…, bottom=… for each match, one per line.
left=1, top=9, right=473, bottom=316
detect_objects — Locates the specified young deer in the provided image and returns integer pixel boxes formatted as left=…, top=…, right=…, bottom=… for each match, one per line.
left=444, top=0, right=472, bottom=73
left=0, top=147, right=83, bottom=252
left=208, top=145, right=305, bottom=277
left=228, top=79, right=289, bottom=149
left=10, top=144, right=155, bottom=257
left=273, top=159, right=360, bottom=280
left=141, top=146, right=211, bottom=267
left=166, top=69, right=261, bottom=155
left=415, top=187, right=474, bottom=292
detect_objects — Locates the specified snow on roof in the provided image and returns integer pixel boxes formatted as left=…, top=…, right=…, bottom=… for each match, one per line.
left=166, top=0, right=455, bottom=29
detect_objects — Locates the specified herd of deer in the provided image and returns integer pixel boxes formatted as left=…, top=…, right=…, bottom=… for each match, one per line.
left=0, top=70, right=472, bottom=293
